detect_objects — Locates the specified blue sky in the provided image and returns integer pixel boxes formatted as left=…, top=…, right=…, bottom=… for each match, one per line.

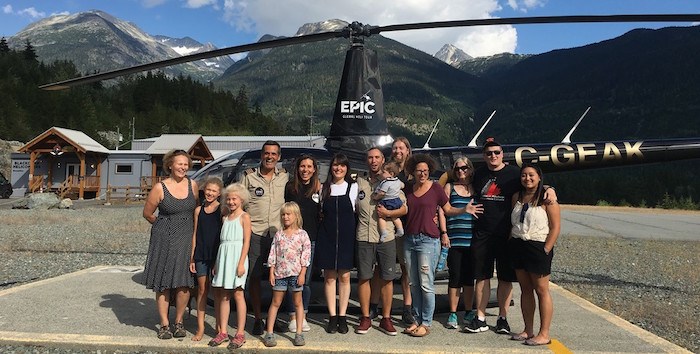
left=1, top=0, right=699, bottom=57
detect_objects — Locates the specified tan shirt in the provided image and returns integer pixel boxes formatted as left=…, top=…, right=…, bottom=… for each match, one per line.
left=242, top=166, right=288, bottom=237
left=355, top=176, right=406, bottom=243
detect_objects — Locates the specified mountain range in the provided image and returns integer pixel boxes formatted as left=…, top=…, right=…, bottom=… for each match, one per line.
left=4, top=10, right=700, bottom=146
left=7, top=10, right=234, bottom=82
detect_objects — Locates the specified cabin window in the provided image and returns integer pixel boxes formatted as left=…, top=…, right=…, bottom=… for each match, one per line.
left=115, top=164, right=133, bottom=174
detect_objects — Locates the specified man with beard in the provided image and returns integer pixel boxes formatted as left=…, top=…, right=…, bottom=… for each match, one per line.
left=242, top=140, right=289, bottom=335
left=355, top=147, right=407, bottom=335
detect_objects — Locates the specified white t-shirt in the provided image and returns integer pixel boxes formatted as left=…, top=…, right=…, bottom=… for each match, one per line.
left=328, top=181, right=358, bottom=212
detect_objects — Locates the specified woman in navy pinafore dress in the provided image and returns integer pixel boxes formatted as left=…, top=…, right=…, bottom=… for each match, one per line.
left=315, top=154, right=357, bottom=334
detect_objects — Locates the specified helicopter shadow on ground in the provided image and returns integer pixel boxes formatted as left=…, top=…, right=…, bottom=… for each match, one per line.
left=96, top=272, right=218, bottom=337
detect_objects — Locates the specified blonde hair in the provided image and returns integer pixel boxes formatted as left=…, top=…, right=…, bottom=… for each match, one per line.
left=162, top=149, right=192, bottom=175
left=222, top=183, right=249, bottom=215
left=446, top=156, right=474, bottom=183
left=280, top=201, right=303, bottom=230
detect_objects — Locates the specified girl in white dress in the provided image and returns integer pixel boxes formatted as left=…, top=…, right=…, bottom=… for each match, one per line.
left=210, top=183, right=251, bottom=349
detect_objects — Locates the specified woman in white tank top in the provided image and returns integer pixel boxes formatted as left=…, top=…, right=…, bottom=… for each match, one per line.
left=508, top=163, right=560, bottom=346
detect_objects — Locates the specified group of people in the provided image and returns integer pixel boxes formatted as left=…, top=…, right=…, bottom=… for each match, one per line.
left=140, top=137, right=561, bottom=349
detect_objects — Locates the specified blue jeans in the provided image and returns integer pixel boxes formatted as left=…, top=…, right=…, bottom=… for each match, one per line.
left=404, top=233, right=440, bottom=326
left=285, top=241, right=315, bottom=314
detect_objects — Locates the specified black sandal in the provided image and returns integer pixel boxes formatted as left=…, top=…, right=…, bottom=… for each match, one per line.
left=157, top=325, right=173, bottom=339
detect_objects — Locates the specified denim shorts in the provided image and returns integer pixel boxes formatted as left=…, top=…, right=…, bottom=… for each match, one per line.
left=272, top=276, right=303, bottom=292
left=194, top=260, right=214, bottom=277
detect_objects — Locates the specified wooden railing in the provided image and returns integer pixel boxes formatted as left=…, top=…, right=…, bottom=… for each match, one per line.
left=65, top=175, right=100, bottom=189
left=57, top=176, right=73, bottom=199
left=105, top=184, right=148, bottom=204
left=141, top=176, right=166, bottom=195
left=29, top=175, right=44, bottom=193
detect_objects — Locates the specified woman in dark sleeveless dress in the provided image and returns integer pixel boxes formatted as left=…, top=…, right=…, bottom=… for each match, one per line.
left=142, top=149, right=199, bottom=339
left=315, top=154, right=357, bottom=334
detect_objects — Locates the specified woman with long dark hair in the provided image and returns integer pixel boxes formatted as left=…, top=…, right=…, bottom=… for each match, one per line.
left=315, top=153, right=357, bottom=334
left=509, top=163, right=560, bottom=346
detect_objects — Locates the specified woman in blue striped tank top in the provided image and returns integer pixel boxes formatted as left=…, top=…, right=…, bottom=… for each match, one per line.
left=442, top=156, right=477, bottom=329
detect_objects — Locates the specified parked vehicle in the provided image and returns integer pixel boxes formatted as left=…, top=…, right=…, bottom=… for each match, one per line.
left=0, top=172, right=12, bottom=198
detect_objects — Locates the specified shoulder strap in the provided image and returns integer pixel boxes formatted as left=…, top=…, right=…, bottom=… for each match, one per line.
left=244, top=168, right=256, bottom=175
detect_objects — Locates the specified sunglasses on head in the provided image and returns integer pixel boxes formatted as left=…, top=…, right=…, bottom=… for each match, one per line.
left=454, top=166, right=470, bottom=171
left=485, top=150, right=502, bottom=156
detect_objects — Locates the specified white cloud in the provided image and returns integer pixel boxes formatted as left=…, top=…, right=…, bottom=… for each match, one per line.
left=507, top=0, right=546, bottom=12
left=142, top=0, right=167, bottom=8
left=185, top=0, right=217, bottom=8
left=220, top=0, right=520, bottom=56
left=2, top=5, right=12, bottom=14
left=18, top=7, right=45, bottom=19
left=51, top=11, right=70, bottom=16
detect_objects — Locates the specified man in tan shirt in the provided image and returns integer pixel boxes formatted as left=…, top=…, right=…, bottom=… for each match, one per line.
left=241, top=140, right=289, bottom=335
left=355, top=147, right=407, bottom=335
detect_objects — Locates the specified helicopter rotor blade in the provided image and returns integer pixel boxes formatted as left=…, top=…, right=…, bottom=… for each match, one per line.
left=373, top=14, right=700, bottom=34
left=39, top=14, right=700, bottom=90
left=39, top=30, right=345, bottom=90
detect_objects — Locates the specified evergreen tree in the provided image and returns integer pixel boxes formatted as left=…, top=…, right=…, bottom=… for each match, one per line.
left=0, top=37, right=9, bottom=54
left=22, top=39, right=38, bottom=62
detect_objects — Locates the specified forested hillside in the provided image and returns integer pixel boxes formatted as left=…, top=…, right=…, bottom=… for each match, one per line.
left=0, top=38, right=281, bottom=146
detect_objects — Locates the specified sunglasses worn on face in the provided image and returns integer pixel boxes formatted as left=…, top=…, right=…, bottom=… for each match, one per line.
left=454, top=166, right=470, bottom=171
left=485, top=150, right=502, bottom=156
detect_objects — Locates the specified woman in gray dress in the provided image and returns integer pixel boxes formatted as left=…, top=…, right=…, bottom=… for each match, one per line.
left=142, top=149, right=199, bottom=339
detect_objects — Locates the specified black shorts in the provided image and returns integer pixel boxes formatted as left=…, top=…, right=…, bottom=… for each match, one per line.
left=447, top=246, right=475, bottom=288
left=248, top=233, right=272, bottom=281
left=509, top=237, right=553, bottom=276
left=471, top=229, right=517, bottom=282
left=356, top=240, right=397, bottom=281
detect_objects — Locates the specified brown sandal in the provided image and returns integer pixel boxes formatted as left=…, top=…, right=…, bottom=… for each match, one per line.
left=409, top=324, right=430, bottom=337
left=402, top=324, right=418, bottom=334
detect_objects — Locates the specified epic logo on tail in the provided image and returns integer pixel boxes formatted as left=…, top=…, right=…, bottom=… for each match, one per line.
left=327, top=45, right=392, bottom=155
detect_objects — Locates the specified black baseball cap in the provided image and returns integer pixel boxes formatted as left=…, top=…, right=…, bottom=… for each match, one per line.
left=482, top=137, right=502, bottom=151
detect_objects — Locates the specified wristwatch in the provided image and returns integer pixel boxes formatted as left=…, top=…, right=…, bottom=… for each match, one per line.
left=440, top=230, right=447, bottom=235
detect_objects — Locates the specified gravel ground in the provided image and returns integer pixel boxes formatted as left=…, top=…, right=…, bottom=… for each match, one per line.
left=0, top=203, right=698, bottom=353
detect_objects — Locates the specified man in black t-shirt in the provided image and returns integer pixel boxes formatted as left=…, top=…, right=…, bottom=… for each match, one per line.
left=464, top=139, right=520, bottom=335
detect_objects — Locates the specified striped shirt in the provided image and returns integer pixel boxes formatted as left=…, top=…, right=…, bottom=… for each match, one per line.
left=446, top=186, right=474, bottom=247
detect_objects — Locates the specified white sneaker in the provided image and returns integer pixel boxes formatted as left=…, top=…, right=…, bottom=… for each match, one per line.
left=288, top=317, right=311, bottom=332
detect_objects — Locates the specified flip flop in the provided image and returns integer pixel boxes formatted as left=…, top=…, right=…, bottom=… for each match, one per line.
left=524, top=338, right=552, bottom=346
left=510, top=333, right=533, bottom=341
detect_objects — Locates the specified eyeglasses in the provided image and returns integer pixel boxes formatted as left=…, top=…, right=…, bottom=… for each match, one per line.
left=519, top=202, right=529, bottom=223
left=454, top=166, right=470, bottom=172
left=485, top=150, right=502, bottom=156
left=415, top=169, right=429, bottom=175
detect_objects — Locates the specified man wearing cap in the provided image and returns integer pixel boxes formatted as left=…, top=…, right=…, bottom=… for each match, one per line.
left=354, top=147, right=407, bottom=335
left=464, top=138, right=521, bottom=335
left=242, top=140, right=289, bottom=335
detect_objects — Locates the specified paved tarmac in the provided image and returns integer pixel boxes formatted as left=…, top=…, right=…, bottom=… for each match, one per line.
left=560, top=205, right=700, bottom=241
left=0, top=265, right=691, bottom=353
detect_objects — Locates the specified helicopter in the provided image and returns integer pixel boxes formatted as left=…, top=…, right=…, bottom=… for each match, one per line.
left=38, top=14, right=700, bottom=185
